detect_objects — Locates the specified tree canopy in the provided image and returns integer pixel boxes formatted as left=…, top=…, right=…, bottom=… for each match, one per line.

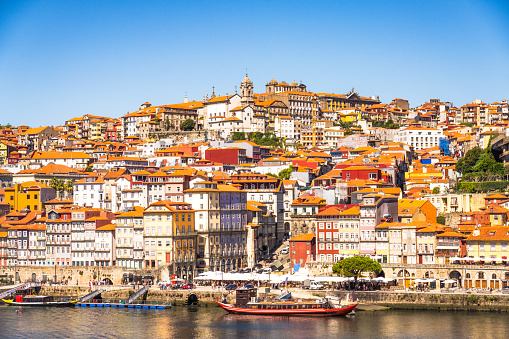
left=247, top=132, right=283, bottom=148
left=232, top=132, right=246, bottom=141
left=332, top=256, right=382, bottom=282
left=278, top=166, right=293, bottom=180
left=181, top=119, right=196, bottom=131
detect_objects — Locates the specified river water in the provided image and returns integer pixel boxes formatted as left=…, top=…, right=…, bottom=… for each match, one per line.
left=1, top=305, right=507, bottom=338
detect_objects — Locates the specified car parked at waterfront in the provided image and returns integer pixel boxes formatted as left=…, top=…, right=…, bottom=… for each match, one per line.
left=226, top=284, right=238, bottom=290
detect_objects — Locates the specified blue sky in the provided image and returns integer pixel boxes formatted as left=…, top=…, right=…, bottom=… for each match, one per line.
left=1, top=0, right=508, bottom=127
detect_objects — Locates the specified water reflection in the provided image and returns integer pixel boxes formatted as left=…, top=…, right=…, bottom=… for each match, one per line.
left=1, top=306, right=508, bottom=339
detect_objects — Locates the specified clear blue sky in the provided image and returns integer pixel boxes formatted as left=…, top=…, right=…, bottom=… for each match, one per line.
left=1, top=0, right=508, bottom=127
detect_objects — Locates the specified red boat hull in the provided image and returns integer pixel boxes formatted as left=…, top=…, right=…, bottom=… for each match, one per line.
left=216, top=302, right=357, bottom=317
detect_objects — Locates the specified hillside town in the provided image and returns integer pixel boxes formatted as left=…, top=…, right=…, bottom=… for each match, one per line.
left=2, top=74, right=509, bottom=289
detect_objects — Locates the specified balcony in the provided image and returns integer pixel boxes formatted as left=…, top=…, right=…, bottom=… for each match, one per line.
left=174, top=231, right=198, bottom=237
left=360, top=236, right=376, bottom=241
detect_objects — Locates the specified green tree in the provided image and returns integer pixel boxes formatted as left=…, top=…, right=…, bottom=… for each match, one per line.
left=278, top=166, right=293, bottom=180
left=332, top=256, right=382, bottom=285
left=232, top=132, right=246, bottom=141
left=49, top=177, right=59, bottom=193
left=437, top=216, right=446, bottom=225
left=181, top=119, right=196, bottom=131
left=50, top=177, right=65, bottom=198
left=432, top=187, right=440, bottom=194
left=64, top=180, right=73, bottom=199
left=266, top=173, right=278, bottom=178
left=455, top=147, right=482, bottom=174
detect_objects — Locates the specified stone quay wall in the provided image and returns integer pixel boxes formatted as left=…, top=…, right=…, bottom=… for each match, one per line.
left=0, top=265, right=170, bottom=285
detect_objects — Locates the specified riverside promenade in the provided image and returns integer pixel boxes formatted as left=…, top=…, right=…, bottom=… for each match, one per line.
left=9, top=283, right=509, bottom=312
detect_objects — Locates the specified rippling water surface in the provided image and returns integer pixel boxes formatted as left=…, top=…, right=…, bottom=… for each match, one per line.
left=1, top=305, right=508, bottom=338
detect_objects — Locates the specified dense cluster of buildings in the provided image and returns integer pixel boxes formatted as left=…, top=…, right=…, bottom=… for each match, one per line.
left=1, top=74, right=509, bottom=283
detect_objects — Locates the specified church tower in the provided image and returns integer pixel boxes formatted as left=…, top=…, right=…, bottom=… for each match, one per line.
left=240, top=73, right=254, bottom=106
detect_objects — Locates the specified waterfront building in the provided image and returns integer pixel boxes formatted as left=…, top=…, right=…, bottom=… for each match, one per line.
left=46, top=209, right=72, bottom=266
left=0, top=230, right=7, bottom=265
left=315, top=206, right=360, bottom=262
left=143, top=201, right=196, bottom=278
left=230, top=174, right=285, bottom=241
left=184, top=182, right=247, bottom=273
left=115, top=208, right=144, bottom=269
left=94, top=224, right=116, bottom=266
left=289, top=233, right=316, bottom=266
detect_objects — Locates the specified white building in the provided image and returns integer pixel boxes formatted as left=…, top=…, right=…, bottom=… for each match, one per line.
left=73, top=174, right=106, bottom=209
left=31, top=151, right=92, bottom=169
left=396, top=127, right=445, bottom=151
left=95, top=224, right=116, bottom=266
left=274, top=115, right=295, bottom=140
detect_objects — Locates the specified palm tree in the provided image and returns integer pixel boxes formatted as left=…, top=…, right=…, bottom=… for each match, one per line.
left=49, top=177, right=59, bottom=196
left=56, top=179, right=65, bottom=199
left=64, top=180, right=73, bottom=199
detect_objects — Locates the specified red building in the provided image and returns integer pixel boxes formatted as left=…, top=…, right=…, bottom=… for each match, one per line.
left=105, top=128, right=118, bottom=141
left=340, top=166, right=392, bottom=183
left=484, top=193, right=509, bottom=207
left=289, top=233, right=316, bottom=266
left=205, top=147, right=247, bottom=165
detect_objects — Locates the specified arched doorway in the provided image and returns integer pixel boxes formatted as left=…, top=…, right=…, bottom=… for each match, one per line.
left=476, top=271, right=487, bottom=288
left=490, top=273, right=499, bottom=289
left=221, top=259, right=226, bottom=272
left=188, top=266, right=193, bottom=281
left=377, top=270, right=386, bottom=278
left=397, top=269, right=410, bottom=287
left=237, top=258, right=242, bottom=269
left=226, top=259, right=231, bottom=271
left=31, top=273, right=37, bottom=282
left=449, top=270, right=462, bottom=287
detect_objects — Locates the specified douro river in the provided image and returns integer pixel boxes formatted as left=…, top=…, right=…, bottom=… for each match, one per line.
left=1, top=305, right=507, bottom=338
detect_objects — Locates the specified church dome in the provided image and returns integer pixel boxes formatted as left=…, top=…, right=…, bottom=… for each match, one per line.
left=269, top=78, right=278, bottom=85
left=241, top=73, right=252, bottom=85
left=291, top=80, right=298, bottom=86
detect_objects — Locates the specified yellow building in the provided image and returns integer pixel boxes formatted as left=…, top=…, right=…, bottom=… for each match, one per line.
left=483, top=205, right=509, bottom=226
left=143, top=201, right=196, bottom=278
left=465, top=226, right=509, bottom=288
left=4, top=182, right=56, bottom=212
left=0, top=142, right=8, bottom=165
left=89, top=120, right=106, bottom=140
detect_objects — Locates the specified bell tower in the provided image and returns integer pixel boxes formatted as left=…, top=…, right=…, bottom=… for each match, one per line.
left=240, top=73, right=254, bottom=106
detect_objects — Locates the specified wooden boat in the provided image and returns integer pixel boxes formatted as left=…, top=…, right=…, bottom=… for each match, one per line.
left=216, top=287, right=357, bottom=317
left=2, top=295, right=77, bottom=307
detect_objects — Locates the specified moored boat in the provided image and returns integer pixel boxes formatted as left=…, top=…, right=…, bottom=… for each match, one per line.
left=2, top=295, right=77, bottom=307
left=216, top=287, right=357, bottom=317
